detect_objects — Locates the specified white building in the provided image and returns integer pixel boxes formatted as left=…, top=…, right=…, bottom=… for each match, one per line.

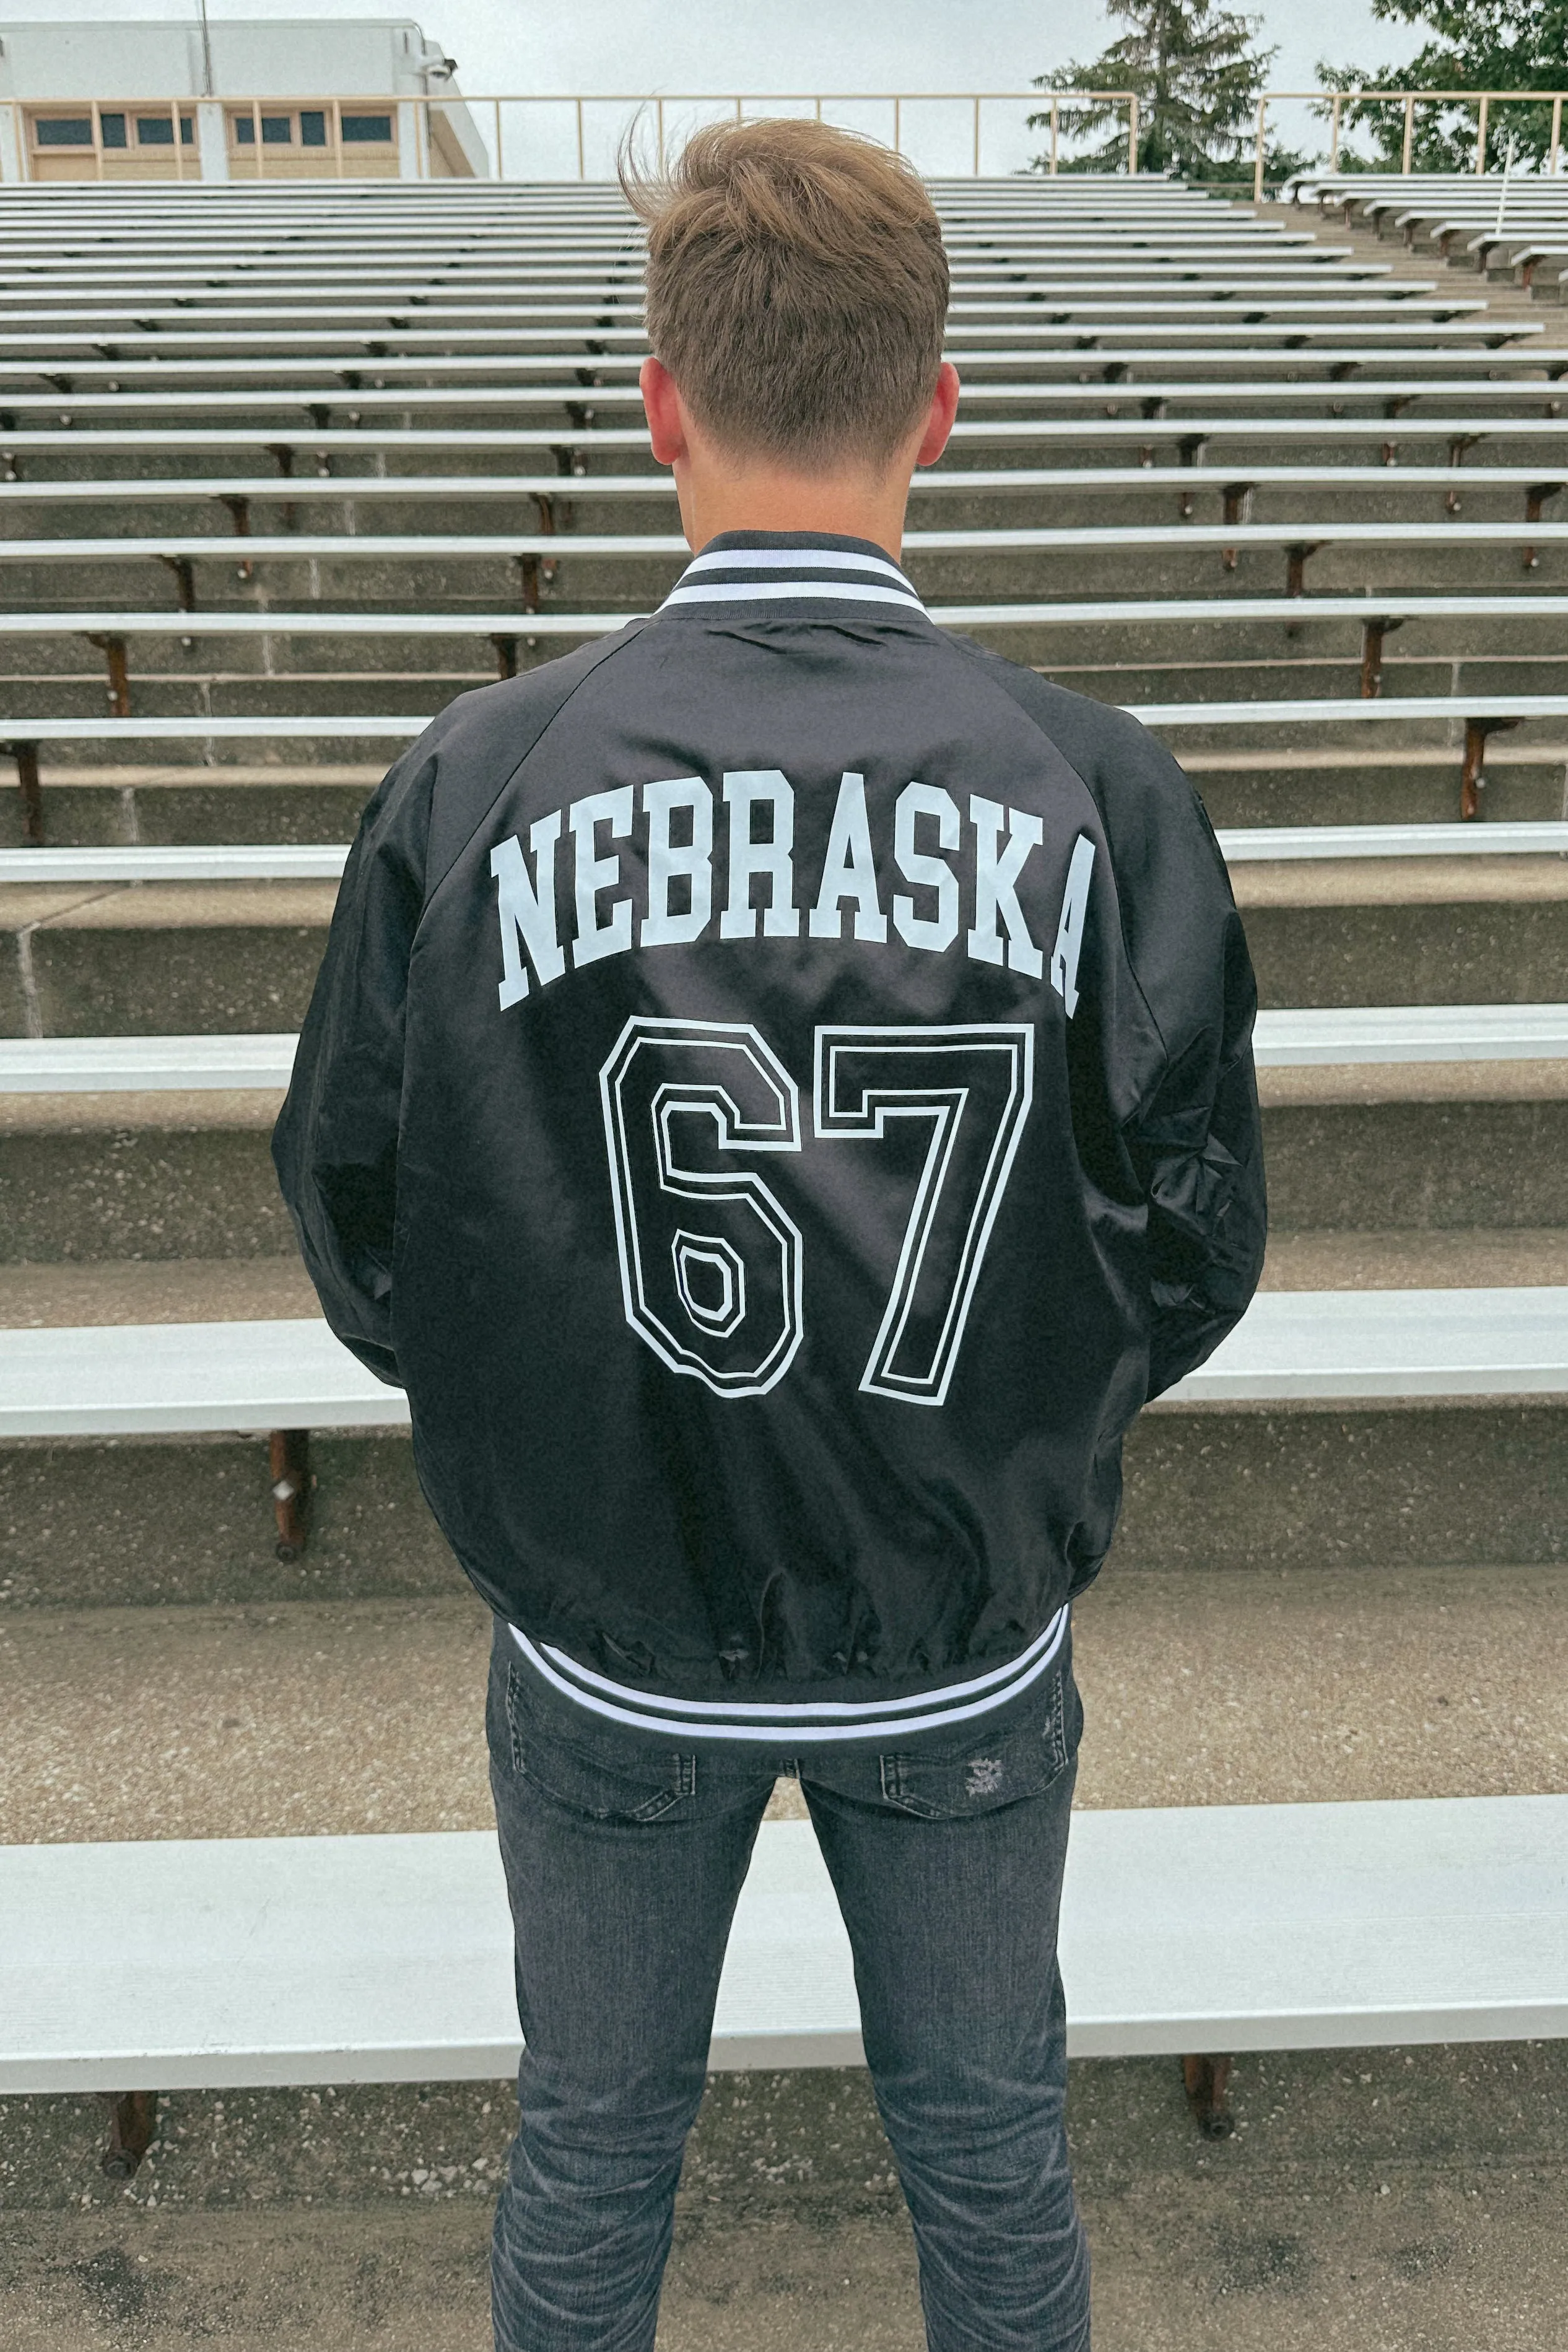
left=0, top=17, right=487, bottom=181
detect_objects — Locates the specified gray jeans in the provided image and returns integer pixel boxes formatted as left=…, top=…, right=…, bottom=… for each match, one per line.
left=486, top=1619, right=1090, bottom=2352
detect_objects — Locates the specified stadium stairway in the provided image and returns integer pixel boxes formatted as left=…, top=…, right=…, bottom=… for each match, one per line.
left=4, top=173, right=1568, bottom=2328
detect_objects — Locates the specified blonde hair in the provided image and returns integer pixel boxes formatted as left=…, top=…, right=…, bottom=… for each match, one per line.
left=621, top=117, right=949, bottom=471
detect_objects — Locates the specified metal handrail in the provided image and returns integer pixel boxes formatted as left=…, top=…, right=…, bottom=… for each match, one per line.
left=12, top=87, right=1560, bottom=197
left=1253, top=88, right=1568, bottom=201
left=0, top=90, right=1143, bottom=183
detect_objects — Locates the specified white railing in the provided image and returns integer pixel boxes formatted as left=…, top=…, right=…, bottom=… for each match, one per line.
left=0, top=90, right=1143, bottom=184
left=1253, top=88, right=1568, bottom=201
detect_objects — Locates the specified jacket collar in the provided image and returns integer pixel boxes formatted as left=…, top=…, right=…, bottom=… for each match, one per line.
left=657, top=529, right=927, bottom=619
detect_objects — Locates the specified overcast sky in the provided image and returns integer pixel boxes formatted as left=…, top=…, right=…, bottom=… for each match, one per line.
left=7, top=1, right=1427, bottom=172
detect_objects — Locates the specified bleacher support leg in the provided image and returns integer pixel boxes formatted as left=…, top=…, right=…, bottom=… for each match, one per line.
left=1284, top=542, right=1323, bottom=598
left=86, top=635, right=131, bottom=719
left=12, top=741, right=45, bottom=845
left=1523, top=483, right=1564, bottom=572
left=1181, top=2054, right=1234, bottom=2139
left=101, top=2091, right=157, bottom=2179
left=269, top=1428, right=312, bottom=1561
left=1461, top=716, right=1522, bottom=819
left=1359, top=616, right=1402, bottom=699
left=492, top=635, right=520, bottom=679
left=157, top=555, right=198, bottom=614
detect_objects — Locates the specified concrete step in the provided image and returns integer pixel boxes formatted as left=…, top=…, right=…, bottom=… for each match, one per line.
left=4, top=1058, right=1568, bottom=1255
left=4, top=1553, right=1566, bottom=1843
left=4, top=868, right=1568, bottom=1037
left=7, top=2037, right=1568, bottom=2349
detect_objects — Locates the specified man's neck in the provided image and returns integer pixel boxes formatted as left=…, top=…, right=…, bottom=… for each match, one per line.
left=671, top=467, right=913, bottom=565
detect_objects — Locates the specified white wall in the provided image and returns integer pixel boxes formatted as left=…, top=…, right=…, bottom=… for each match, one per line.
left=0, top=16, right=450, bottom=97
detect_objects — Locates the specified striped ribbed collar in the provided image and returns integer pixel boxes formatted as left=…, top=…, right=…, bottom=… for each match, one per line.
left=656, top=529, right=928, bottom=620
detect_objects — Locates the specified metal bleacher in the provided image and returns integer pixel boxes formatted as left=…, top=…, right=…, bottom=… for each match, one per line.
left=4, top=170, right=1568, bottom=2154
left=1293, top=168, right=1568, bottom=297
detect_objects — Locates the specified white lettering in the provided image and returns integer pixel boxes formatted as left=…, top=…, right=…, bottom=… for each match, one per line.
left=570, top=786, right=634, bottom=968
left=1051, top=835, right=1095, bottom=1017
left=809, top=772, right=887, bottom=942
left=720, top=770, right=800, bottom=940
left=967, top=796, right=1043, bottom=978
left=641, top=777, right=713, bottom=947
left=892, top=782, right=960, bottom=954
left=490, top=814, right=565, bottom=1008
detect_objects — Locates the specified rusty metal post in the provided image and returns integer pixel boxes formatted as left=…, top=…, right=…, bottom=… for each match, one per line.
left=1523, top=482, right=1562, bottom=571
left=157, top=554, right=197, bottom=612
left=1220, top=481, right=1254, bottom=568
left=1284, top=541, right=1322, bottom=597
left=491, top=634, right=520, bottom=679
left=102, top=2091, right=157, bottom=2178
left=12, top=741, right=45, bottom=845
left=87, top=634, right=132, bottom=718
left=1460, top=715, right=1521, bottom=820
left=269, top=1429, right=311, bottom=1561
left=1182, top=2055, right=1234, bottom=2138
left=1359, top=616, right=1401, bottom=699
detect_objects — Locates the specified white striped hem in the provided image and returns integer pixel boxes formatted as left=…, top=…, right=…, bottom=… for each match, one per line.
left=508, top=1602, right=1069, bottom=1743
left=659, top=579, right=927, bottom=614
left=683, top=545, right=914, bottom=584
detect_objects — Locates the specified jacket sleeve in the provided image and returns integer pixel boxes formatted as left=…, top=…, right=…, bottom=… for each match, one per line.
left=271, top=738, right=437, bottom=1384
left=969, top=656, right=1268, bottom=1400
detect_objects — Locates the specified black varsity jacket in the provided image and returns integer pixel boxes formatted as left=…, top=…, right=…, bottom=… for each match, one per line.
left=274, top=531, right=1266, bottom=1740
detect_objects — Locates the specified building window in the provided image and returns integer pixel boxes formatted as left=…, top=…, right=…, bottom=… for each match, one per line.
left=33, top=116, right=95, bottom=146
left=99, top=113, right=127, bottom=147
left=300, top=110, right=327, bottom=147
left=136, top=115, right=195, bottom=147
left=342, top=114, right=394, bottom=142
left=232, top=114, right=296, bottom=146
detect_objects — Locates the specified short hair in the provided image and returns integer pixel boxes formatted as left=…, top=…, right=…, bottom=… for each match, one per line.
left=621, top=118, right=949, bottom=472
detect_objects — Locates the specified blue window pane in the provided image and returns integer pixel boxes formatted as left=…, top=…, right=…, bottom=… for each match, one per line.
left=181, top=116, right=193, bottom=144
left=100, top=113, right=128, bottom=149
left=136, top=116, right=175, bottom=146
left=300, top=110, right=327, bottom=147
left=261, top=115, right=292, bottom=145
left=34, top=118, right=94, bottom=146
left=341, top=113, right=393, bottom=143
left=232, top=116, right=254, bottom=142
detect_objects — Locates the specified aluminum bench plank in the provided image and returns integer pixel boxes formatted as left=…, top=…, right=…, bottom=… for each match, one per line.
left=17, top=464, right=1568, bottom=504
left=4, top=377, right=1564, bottom=422
left=1167, top=1286, right=1568, bottom=1403
left=1219, top=822, right=1568, bottom=860
left=4, top=1797, right=1567, bottom=2089
left=4, top=1006, right=1563, bottom=1097
left=7, top=698, right=1568, bottom=739
left=10, top=521, right=1568, bottom=567
left=5, top=421, right=1566, bottom=462
left=0, top=1033, right=301, bottom=1089
left=0, top=1318, right=407, bottom=1437
left=2, top=1287, right=1567, bottom=1434
left=1252, top=1004, right=1568, bottom=1063
left=4, top=824, right=1567, bottom=891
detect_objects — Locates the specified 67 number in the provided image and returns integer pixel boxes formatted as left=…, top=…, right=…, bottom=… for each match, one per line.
left=599, top=1017, right=1034, bottom=1408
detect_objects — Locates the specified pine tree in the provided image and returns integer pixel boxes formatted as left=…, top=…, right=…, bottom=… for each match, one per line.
left=1318, top=2, right=1567, bottom=173
left=1029, top=0, right=1292, bottom=181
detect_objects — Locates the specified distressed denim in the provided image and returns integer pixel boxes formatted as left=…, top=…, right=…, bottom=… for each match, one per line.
left=486, top=1618, right=1090, bottom=2352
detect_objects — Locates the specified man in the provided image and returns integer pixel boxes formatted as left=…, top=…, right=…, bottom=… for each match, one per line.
left=276, top=118, right=1265, bottom=2352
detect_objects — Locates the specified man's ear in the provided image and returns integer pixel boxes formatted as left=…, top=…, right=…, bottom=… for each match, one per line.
left=640, top=357, right=689, bottom=469
left=915, top=362, right=961, bottom=468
